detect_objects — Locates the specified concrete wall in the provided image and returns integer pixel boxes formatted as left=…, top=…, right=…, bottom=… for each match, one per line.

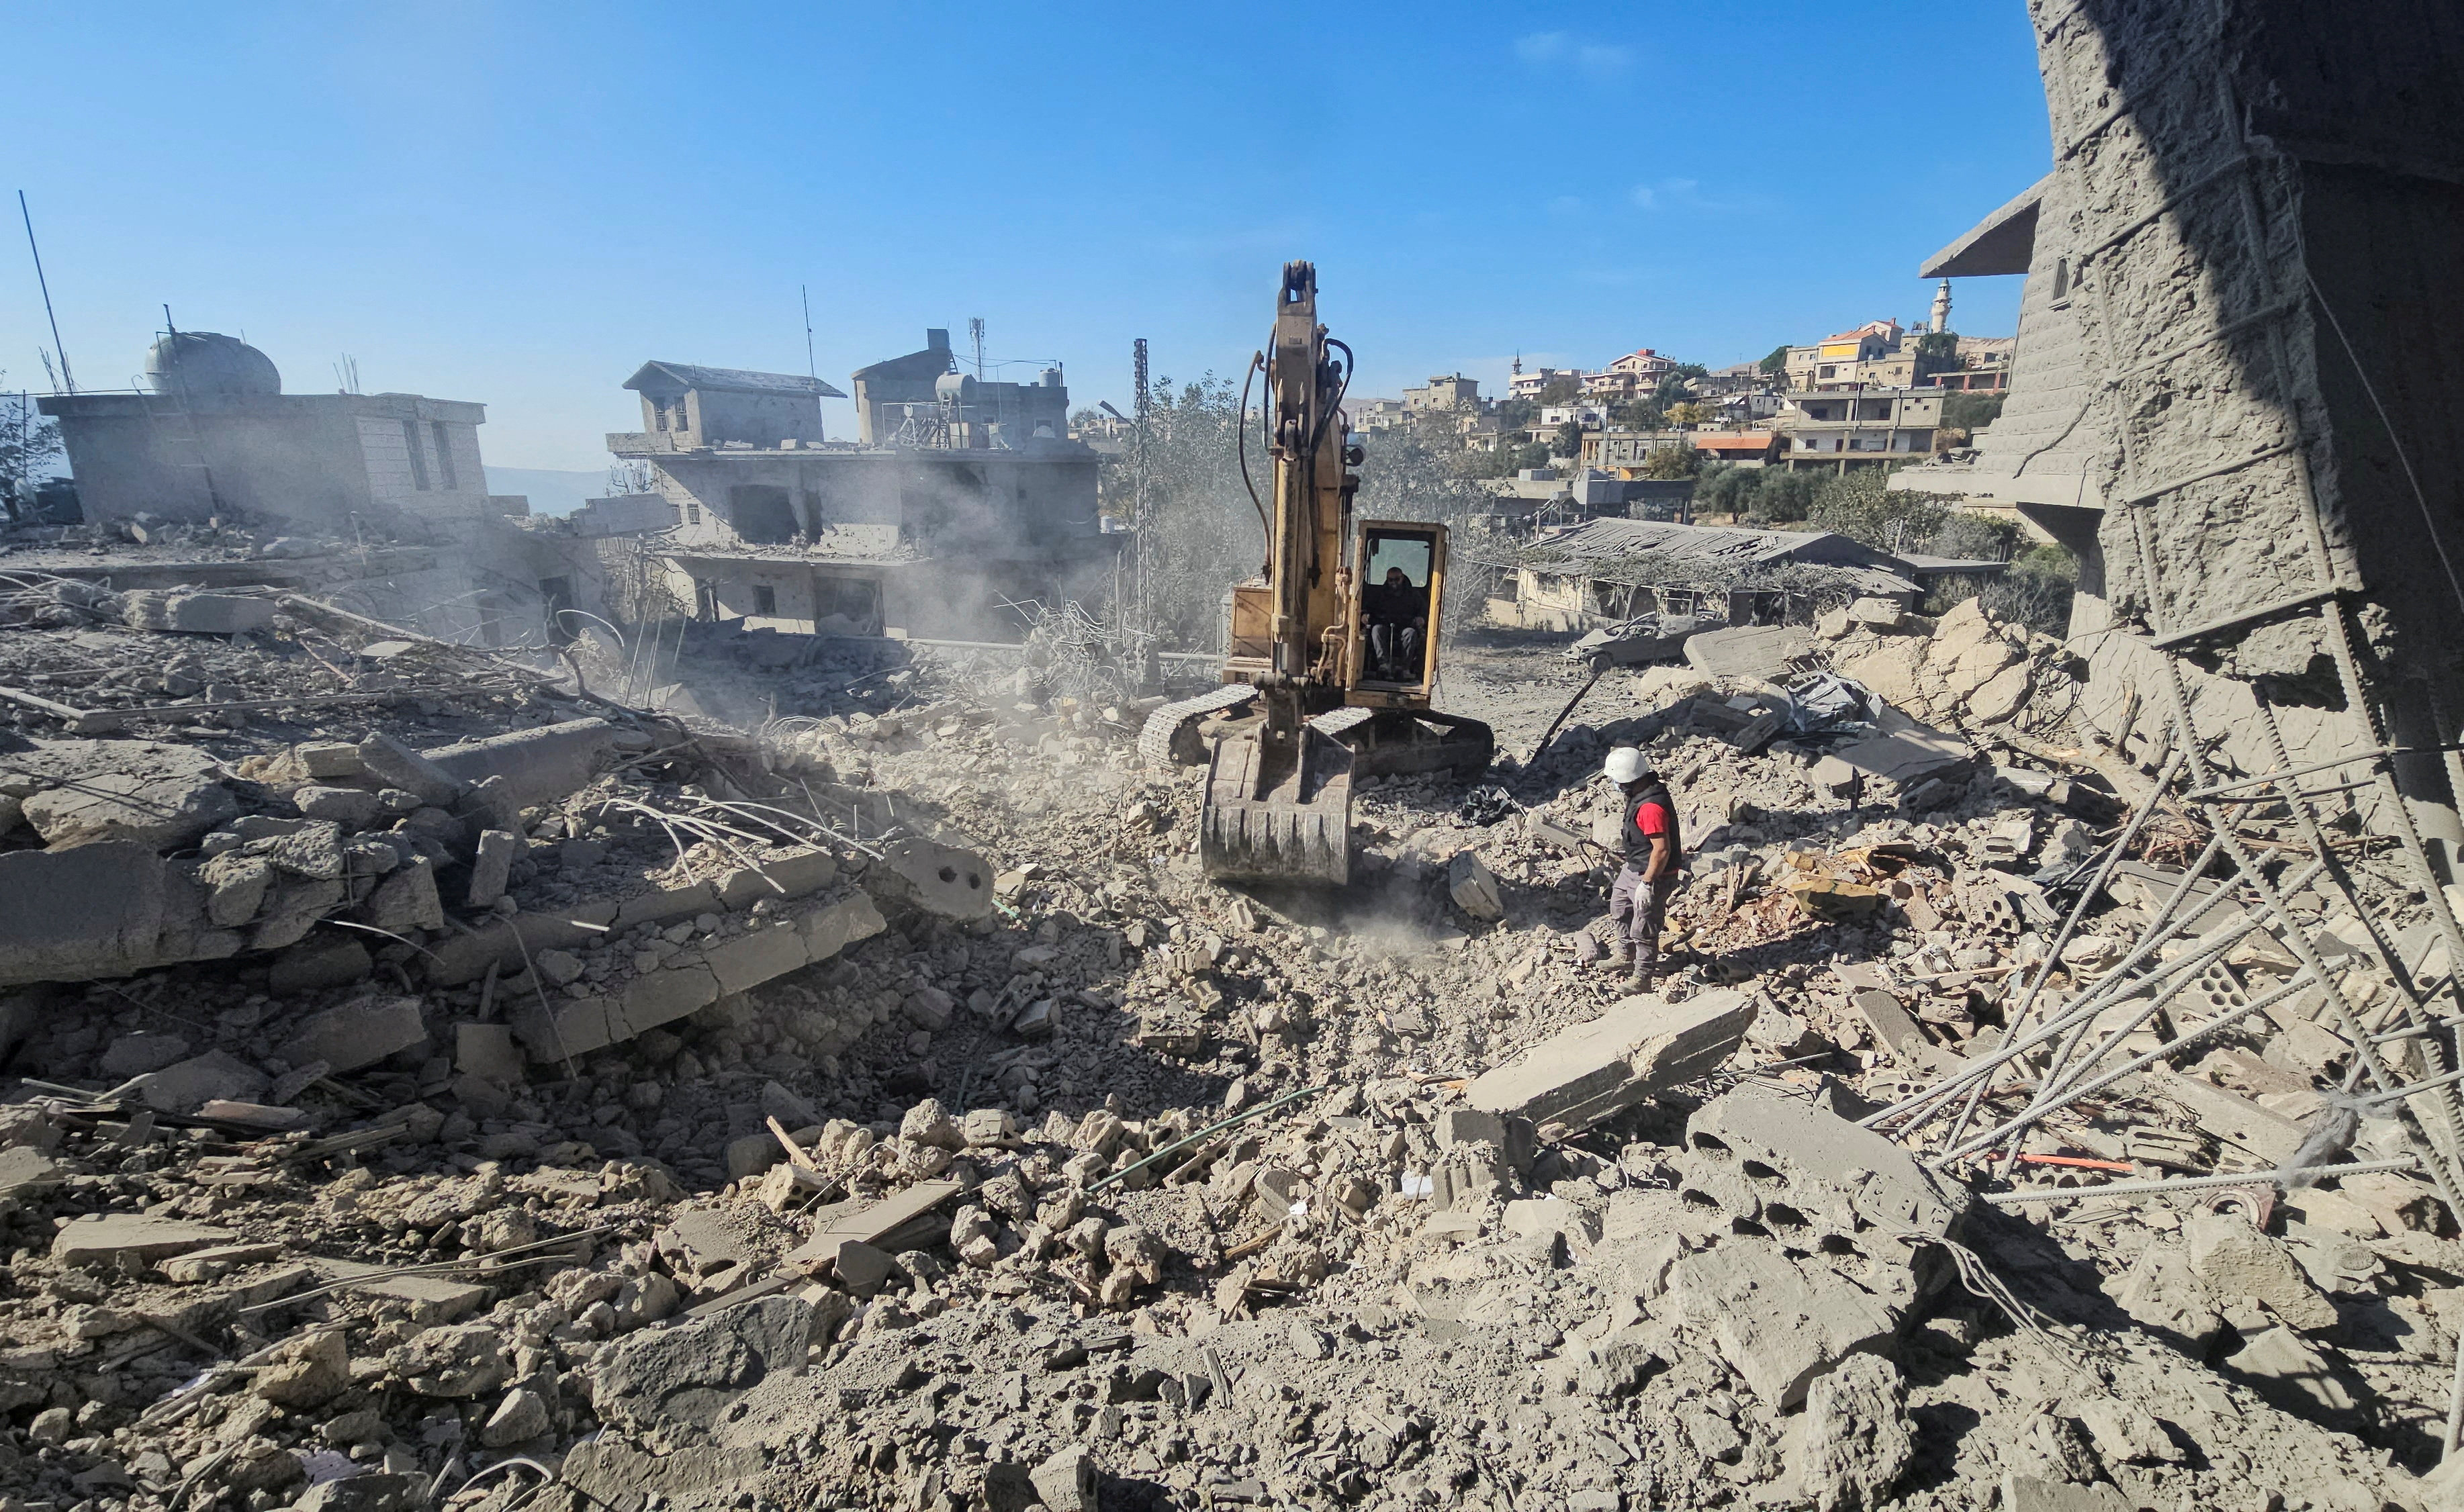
left=2028, top=0, right=2464, bottom=861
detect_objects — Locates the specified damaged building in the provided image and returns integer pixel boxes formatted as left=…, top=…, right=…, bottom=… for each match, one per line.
left=612, top=340, right=1116, bottom=641
left=1489, top=516, right=2001, bottom=632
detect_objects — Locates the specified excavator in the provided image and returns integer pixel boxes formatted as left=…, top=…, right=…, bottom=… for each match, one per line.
left=1138, top=263, right=1493, bottom=886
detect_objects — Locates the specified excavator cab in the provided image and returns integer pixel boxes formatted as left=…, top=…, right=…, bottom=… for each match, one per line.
left=1346, top=521, right=1447, bottom=701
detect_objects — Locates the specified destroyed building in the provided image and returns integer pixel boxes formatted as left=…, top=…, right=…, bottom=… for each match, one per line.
left=38, top=332, right=498, bottom=533
left=1489, top=516, right=2001, bottom=632
left=612, top=345, right=1115, bottom=641
left=30, top=332, right=572, bottom=647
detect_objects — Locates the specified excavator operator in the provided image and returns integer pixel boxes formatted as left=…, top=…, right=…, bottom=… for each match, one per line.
left=1363, top=565, right=1428, bottom=682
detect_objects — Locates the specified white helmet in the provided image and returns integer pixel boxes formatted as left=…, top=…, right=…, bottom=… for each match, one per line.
left=1604, top=746, right=1650, bottom=784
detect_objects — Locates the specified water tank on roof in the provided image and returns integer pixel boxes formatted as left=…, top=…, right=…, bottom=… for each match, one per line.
left=1039, top=367, right=1063, bottom=389
left=144, top=332, right=281, bottom=397
left=936, top=372, right=978, bottom=406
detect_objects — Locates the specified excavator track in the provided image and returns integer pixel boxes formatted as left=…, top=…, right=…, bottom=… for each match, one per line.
left=1138, top=683, right=1259, bottom=768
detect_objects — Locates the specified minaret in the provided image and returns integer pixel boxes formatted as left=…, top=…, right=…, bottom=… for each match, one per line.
left=1929, top=279, right=1952, bottom=334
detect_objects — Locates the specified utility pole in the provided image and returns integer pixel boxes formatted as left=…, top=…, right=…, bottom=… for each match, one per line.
left=968, top=317, right=987, bottom=381
left=1132, top=336, right=1152, bottom=652
left=17, top=191, right=74, bottom=394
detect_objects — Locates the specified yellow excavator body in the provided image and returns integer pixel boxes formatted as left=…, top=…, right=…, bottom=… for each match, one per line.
left=1183, top=263, right=1494, bottom=887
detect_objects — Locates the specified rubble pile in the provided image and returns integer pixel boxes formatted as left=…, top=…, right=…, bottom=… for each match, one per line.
left=4, top=569, right=2464, bottom=1511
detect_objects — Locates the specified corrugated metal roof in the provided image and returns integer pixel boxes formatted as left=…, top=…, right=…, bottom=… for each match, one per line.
left=624, top=361, right=848, bottom=399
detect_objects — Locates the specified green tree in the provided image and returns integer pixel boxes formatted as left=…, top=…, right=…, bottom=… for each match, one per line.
left=1552, top=419, right=1585, bottom=459
left=1665, top=401, right=1708, bottom=428
left=1805, top=467, right=1948, bottom=552
left=1759, top=344, right=1791, bottom=376
left=1610, top=399, right=1662, bottom=430
left=1535, top=378, right=1583, bottom=406
left=1942, top=392, right=2005, bottom=432
left=1653, top=374, right=1692, bottom=408
left=0, top=379, right=63, bottom=524
left=1639, top=444, right=1700, bottom=480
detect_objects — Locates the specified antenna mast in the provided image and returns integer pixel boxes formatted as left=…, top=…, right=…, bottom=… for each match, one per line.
left=18, top=191, right=75, bottom=394
left=801, top=285, right=816, bottom=379
left=968, top=316, right=986, bottom=380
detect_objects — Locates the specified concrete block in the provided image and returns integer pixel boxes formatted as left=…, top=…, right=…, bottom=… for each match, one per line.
left=610, top=880, right=717, bottom=931
left=95, top=1033, right=189, bottom=1083
left=1502, top=1196, right=1602, bottom=1247
left=120, top=590, right=277, bottom=636
left=420, top=718, right=619, bottom=811
left=1687, top=1084, right=1970, bottom=1241
left=297, top=742, right=365, bottom=779
left=282, top=995, right=428, bottom=1074
left=874, top=836, right=992, bottom=920
left=267, top=937, right=373, bottom=995
left=1847, top=596, right=1906, bottom=629
left=801, top=890, right=888, bottom=963
left=420, top=902, right=620, bottom=986
left=705, top=920, right=812, bottom=996
left=466, top=829, right=518, bottom=910
left=1684, top=624, right=1813, bottom=679
left=715, top=849, right=839, bottom=908
left=291, top=786, right=383, bottom=828
left=1447, top=850, right=1505, bottom=921
left=199, top=853, right=275, bottom=929
left=1852, top=988, right=1926, bottom=1057
left=53, top=1213, right=236, bottom=1266
left=1030, top=1445, right=1098, bottom=1512
left=362, top=856, right=444, bottom=933
left=357, top=732, right=466, bottom=807
left=2147, top=1072, right=2307, bottom=1165
left=1465, top=988, right=1756, bottom=1131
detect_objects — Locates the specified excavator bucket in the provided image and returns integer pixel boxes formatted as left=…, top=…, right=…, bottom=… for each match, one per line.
left=1199, top=724, right=1353, bottom=886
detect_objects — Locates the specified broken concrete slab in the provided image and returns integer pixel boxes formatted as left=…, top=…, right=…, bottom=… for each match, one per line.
left=1826, top=726, right=1972, bottom=788
left=281, top=995, right=428, bottom=1075
left=0, top=1146, right=69, bottom=1200
left=1666, top=1239, right=1900, bottom=1409
left=356, top=732, right=466, bottom=807
left=588, top=1294, right=811, bottom=1431
left=0, top=841, right=171, bottom=986
left=52, top=1213, right=236, bottom=1266
left=1684, top=624, right=1815, bottom=680
left=98, top=1031, right=191, bottom=1079
left=23, top=771, right=237, bottom=849
left=1031, top=1445, right=1099, bottom=1512
left=455, top=1023, right=524, bottom=1084
left=420, top=718, right=620, bottom=812
left=2149, top=1071, right=2308, bottom=1166
left=1465, top=988, right=1755, bottom=1132
left=1688, top=1083, right=1972, bottom=1241
left=130, top=1049, right=270, bottom=1114
left=788, top=1179, right=963, bottom=1272
left=1447, top=850, right=1505, bottom=922
left=1852, top=988, right=1927, bottom=1058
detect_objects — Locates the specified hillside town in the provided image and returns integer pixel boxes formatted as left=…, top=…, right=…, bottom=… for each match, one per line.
left=7, top=5, right=2464, bottom=1512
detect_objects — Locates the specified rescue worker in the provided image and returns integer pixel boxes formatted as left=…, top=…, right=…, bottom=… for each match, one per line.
left=1602, top=745, right=1684, bottom=988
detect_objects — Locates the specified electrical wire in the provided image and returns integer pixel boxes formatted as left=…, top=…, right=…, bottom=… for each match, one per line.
left=2307, top=271, right=2464, bottom=622
left=1235, top=350, right=1269, bottom=547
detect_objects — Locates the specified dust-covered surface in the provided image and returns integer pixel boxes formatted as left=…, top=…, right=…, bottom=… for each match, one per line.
left=6, top=524, right=2464, bottom=1512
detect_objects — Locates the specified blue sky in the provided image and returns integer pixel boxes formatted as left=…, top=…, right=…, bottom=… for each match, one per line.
left=5, top=3, right=2052, bottom=473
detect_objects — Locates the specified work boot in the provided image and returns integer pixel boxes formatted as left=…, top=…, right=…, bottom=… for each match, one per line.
left=1625, top=961, right=1655, bottom=992
left=1606, top=936, right=1634, bottom=970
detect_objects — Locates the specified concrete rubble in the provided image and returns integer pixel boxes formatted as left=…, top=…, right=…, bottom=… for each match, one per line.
left=5, top=462, right=2463, bottom=1508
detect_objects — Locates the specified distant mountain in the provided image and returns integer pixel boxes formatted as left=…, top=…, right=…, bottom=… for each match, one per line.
left=484, top=465, right=612, bottom=518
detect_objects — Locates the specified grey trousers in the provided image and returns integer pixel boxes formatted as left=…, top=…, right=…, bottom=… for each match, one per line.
left=1610, top=865, right=1680, bottom=967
